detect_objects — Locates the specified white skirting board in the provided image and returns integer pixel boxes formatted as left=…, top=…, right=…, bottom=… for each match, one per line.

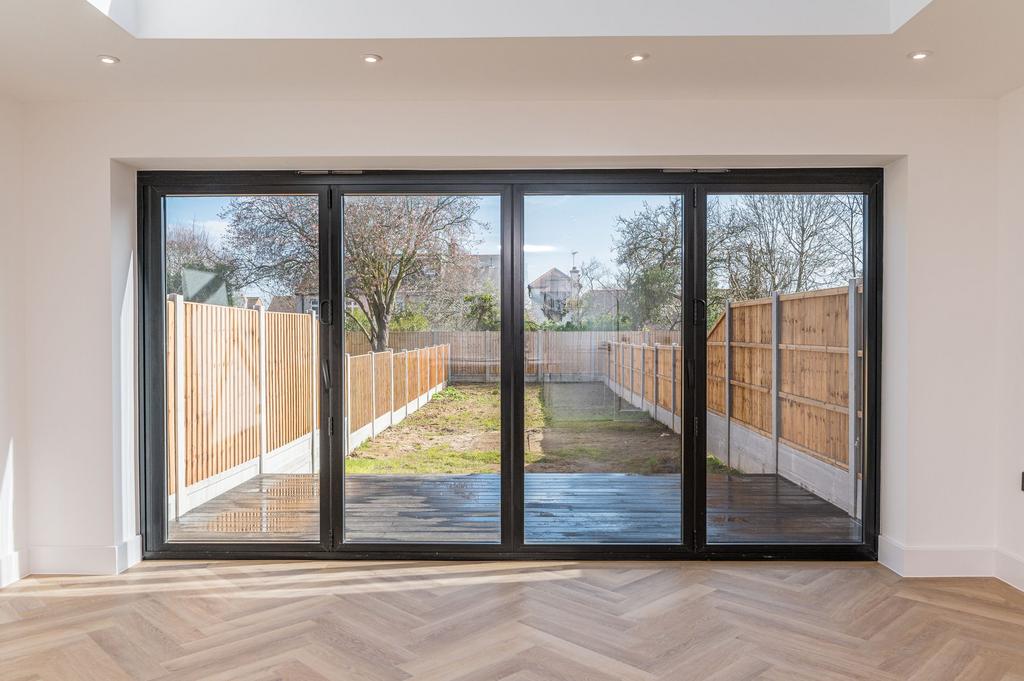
left=0, top=549, right=29, bottom=587
left=20, top=534, right=142, bottom=579
left=879, top=535, right=1024, bottom=592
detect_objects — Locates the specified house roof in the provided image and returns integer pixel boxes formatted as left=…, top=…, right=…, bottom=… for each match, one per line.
left=528, top=267, right=571, bottom=291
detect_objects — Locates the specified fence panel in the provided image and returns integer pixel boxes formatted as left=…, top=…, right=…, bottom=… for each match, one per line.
left=777, top=288, right=851, bottom=467
left=182, top=302, right=262, bottom=486
left=266, top=311, right=313, bottom=451
left=348, top=353, right=373, bottom=433
left=374, top=351, right=393, bottom=419
left=393, top=351, right=408, bottom=408
left=704, top=285, right=857, bottom=469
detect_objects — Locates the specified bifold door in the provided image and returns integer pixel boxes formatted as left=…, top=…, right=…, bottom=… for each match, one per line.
left=141, top=170, right=880, bottom=560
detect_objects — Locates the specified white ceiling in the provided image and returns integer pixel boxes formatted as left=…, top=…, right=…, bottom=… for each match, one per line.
left=0, top=0, right=1022, bottom=103
left=88, top=0, right=934, bottom=39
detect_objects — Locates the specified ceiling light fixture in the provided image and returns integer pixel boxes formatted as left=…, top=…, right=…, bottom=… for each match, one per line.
left=362, top=54, right=382, bottom=64
left=98, top=54, right=120, bottom=65
left=628, top=53, right=649, bottom=63
left=907, top=50, right=932, bottom=61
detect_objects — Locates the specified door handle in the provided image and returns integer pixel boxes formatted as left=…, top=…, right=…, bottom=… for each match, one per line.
left=321, top=359, right=331, bottom=389
left=693, top=298, right=707, bottom=326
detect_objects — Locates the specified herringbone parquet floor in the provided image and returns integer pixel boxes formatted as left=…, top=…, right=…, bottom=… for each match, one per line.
left=2, top=561, right=1024, bottom=680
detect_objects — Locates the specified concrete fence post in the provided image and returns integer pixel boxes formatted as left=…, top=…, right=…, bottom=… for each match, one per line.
left=653, top=343, right=660, bottom=418
left=724, top=300, right=732, bottom=468
left=308, top=310, right=317, bottom=472
left=848, top=278, right=862, bottom=518
left=173, top=294, right=187, bottom=519
left=256, top=303, right=269, bottom=476
left=671, top=343, right=678, bottom=429
left=344, top=352, right=351, bottom=455
left=389, top=349, right=395, bottom=426
left=772, top=292, right=781, bottom=475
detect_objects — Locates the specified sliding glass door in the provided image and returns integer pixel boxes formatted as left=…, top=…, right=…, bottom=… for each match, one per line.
left=701, top=190, right=868, bottom=546
left=519, top=192, right=684, bottom=545
left=338, top=192, right=506, bottom=545
left=141, top=170, right=880, bottom=560
left=159, top=192, right=323, bottom=544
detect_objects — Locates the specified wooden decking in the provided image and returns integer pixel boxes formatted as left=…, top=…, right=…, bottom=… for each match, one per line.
left=168, top=473, right=861, bottom=545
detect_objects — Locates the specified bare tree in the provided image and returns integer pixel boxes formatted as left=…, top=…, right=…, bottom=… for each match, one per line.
left=219, top=195, right=319, bottom=296
left=828, top=194, right=864, bottom=281
left=711, top=194, right=862, bottom=300
left=342, top=195, right=482, bottom=351
left=165, top=219, right=229, bottom=298
left=613, top=198, right=682, bottom=330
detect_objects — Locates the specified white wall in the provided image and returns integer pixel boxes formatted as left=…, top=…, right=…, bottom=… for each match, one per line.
left=995, top=85, right=1024, bottom=591
left=0, top=98, right=28, bottom=587
left=13, top=97, right=1008, bottom=581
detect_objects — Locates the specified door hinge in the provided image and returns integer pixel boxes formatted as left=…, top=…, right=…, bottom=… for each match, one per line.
left=328, top=416, right=335, bottom=436
left=320, top=300, right=333, bottom=325
left=694, top=416, right=700, bottom=439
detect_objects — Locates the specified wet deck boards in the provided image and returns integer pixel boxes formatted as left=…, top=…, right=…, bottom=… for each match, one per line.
left=168, top=473, right=861, bottom=545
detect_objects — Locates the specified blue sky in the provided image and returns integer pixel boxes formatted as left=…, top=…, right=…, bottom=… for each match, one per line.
left=523, top=194, right=677, bottom=286
left=165, top=193, right=681, bottom=291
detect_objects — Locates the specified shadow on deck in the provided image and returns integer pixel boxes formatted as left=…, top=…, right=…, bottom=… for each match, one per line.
left=168, top=473, right=861, bottom=545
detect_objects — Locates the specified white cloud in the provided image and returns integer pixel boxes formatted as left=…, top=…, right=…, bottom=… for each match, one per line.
left=523, top=243, right=558, bottom=253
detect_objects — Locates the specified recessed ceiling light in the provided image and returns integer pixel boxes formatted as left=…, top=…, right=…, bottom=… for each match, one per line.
left=362, top=54, right=382, bottom=64
left=98, top=54, right=120, bottom=65
left=907, top=50, right=932, bottom=61
left=628, top=53, right=649, bottom=63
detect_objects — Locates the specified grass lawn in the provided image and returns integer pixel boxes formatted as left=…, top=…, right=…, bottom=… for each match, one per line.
left=347, top=381, right=726, bottom=475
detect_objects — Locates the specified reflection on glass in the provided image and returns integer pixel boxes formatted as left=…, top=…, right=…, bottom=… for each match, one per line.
left=523, top=194, right=683, bottom=544
left=164, top=194, right=321, bottom=542
left=705, top=193, right=865, bottom=544
left=341, top=195, right=502, bottom=544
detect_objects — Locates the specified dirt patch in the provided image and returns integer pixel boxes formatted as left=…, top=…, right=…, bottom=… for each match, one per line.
left=346, top=381, right=681, bottom=475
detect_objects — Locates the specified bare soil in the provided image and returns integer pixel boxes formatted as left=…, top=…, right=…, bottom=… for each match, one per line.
left=346, top=381, right=682, bottom=475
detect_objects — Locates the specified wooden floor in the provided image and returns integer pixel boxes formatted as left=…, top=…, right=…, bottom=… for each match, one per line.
left=169, top=473, right=861, bottom=545
left=3, top=560, right=1024, bottom=680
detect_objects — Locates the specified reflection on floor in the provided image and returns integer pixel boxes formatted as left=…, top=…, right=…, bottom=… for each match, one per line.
left=168, top=473, right=861, bottom=544
left=7, top=561, right=1024, bottom=681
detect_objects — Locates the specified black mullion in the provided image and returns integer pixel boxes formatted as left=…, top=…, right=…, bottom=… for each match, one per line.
left=511, top=186, right=526, bottom=549
left=692, top=185, right=710, bottom=551
left=325, top=186, right=342, bottom=550
left=139, top=186, right=166, bottom=552
left=683, top=185, right=700, bottom=551
left=502, top=185, right=518, bottom=549
left=862, top=180, right=883, bottom=554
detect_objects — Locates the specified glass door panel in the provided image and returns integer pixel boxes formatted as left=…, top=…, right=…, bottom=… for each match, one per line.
left=704, top=192, right=865, bottom=544
left=163, top=193, right=321, bottom=543
left=341, top=193, right=503, bottom=544
left=521, top=193, right=683, bottom=544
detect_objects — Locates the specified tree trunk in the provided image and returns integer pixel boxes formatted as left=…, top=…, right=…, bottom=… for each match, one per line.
left=371, top=308, right=390, bottom=352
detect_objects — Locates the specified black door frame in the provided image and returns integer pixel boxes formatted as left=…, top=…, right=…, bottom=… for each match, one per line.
left=138, top=168, right=882, bottom=561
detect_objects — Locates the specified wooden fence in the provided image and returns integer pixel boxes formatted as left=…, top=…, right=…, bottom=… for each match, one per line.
left=598, top=281, right=862, bottom=484
left=603, top=342, right=685, bottom=432
left=347, top=330, right=679, bottom=381
left=344, top=344, right=449, bottom=452
left=706, top=281, right=863, bottom=478
left=165, top=296, right=318, bottom=518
